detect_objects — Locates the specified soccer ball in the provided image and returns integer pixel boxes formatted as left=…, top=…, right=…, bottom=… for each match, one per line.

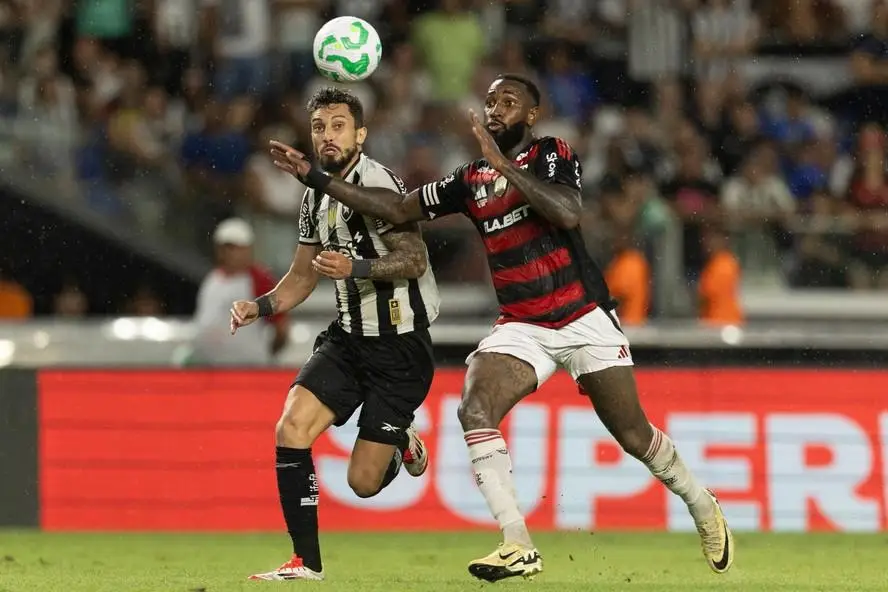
left=313, top=16, right=382, bottom=82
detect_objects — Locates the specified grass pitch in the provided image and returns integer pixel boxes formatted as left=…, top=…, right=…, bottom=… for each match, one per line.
left=1, top=530, right=886, bottom=591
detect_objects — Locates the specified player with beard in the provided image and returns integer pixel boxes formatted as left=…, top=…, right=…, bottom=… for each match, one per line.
left=232, top=87, right=440, bottom=581
left=270, top=75, right=734, bottom=582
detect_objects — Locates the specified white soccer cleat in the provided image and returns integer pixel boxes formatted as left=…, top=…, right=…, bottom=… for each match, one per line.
left=695, top=489, right=734, bottom=574
left=467, top=542, right=542, bottom=582
left=402, top=422, right=428, bottom=477
left=248, top=555, right=325, bottom=581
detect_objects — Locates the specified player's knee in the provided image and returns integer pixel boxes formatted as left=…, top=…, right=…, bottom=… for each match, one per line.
left=457, top=391, right=498, bottom=430
left=347, top=468, right=382, bottom=499
left=275, top=412, right=315, bottom=448
left=615, top=424, right=654, bottom=460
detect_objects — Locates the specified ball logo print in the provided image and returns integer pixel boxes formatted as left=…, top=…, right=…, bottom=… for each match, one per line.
left=313, top=17, right=382, bottom=82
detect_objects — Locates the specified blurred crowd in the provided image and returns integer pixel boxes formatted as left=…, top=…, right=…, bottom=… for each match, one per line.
left=5, top=0, right=888, bottom=322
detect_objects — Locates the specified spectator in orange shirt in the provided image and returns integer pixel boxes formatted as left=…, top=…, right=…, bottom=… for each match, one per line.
left=0, top=268, right=33, bottom=319
left=605, top=232, right=651, bottom=326
left=698, top=227, right=743, bottom=325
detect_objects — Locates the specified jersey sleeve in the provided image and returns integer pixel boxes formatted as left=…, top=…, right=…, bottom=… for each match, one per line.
left=418, top=165, right=472, bottom=220
left=533, top=137, right=583, bottom=191
left=365, top=164, right=409, bottom=235
left=297, top=189, right=320, bottom=246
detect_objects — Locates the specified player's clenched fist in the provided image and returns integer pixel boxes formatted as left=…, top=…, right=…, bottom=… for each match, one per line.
left=230, top=300, right=259, bottom=334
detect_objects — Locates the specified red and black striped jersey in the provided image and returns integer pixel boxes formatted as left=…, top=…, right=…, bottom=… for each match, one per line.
left=418, top=136, right=611, bottom=328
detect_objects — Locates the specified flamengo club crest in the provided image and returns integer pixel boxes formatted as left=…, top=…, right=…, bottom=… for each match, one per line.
left=493, top=176, right=508, bottom=197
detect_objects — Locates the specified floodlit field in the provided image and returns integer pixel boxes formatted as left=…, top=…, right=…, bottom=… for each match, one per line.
left=0, top=530, right=885, bottom=591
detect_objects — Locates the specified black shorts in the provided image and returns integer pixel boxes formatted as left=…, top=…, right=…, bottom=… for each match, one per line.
left=292, top=322, right=435, bottom=444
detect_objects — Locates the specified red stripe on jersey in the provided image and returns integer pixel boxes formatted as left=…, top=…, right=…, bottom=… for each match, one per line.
left=492, top=248, right=572, bottom=289
left=555, top=138, right=572, bottom=160
left=516, top=144, right=540, bottom=167
left=501, top=280, right=586, bottom=320
left=482, top=221, right=547, bottom=255
left=466, top=187, right=525, bottom=219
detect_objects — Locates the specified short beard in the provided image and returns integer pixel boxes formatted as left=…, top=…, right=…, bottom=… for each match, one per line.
left=318, top=145, right=359, bottom=174
left=490, top=121, right=528, bottom=154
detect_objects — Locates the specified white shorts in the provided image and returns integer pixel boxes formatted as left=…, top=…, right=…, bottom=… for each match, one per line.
left=465, top=307, right=634, bottom=388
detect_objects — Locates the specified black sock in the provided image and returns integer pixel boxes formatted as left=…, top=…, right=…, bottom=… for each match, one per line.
left=379, top=433, right=410, bottom=491
left=276, top=446, right=322, bottom=572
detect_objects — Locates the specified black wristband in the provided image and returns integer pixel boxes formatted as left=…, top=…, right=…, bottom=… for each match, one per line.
left=255, top=294, right=274, bottom=318
left=303, top=164, right=332, bottom=192
left=350, top=259, right=372, bottom=278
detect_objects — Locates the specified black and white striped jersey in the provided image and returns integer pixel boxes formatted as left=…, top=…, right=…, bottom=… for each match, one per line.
left=298, top=153, right=441, bottom=337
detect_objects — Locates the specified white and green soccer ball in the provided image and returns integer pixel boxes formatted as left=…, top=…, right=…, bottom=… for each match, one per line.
left=313, top=16, right=382, bottom=82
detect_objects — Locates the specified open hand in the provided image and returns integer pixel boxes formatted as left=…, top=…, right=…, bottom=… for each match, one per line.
left=468, top=109, right=508, bottom=170
left=270, top=140, right=312, bottom=180
left=312, top=251, right=353, bottom=280
left=230, top=300, right=259, bottom=335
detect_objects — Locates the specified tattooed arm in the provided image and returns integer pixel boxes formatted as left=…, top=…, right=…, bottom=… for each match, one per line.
left=270, top=141, right=470, bottom=224
left=368, top=223, right=428, bottom=280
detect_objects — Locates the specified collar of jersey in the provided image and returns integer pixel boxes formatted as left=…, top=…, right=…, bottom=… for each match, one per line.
left=339, top=153, right=365, bottom=185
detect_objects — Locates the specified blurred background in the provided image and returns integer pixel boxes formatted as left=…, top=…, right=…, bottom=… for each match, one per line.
left=4, top=0, right=888, bottom=321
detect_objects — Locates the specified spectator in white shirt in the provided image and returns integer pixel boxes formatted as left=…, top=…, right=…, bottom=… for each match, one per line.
left=721, top=141, right=796, bottom=281
left=721, top=141, right=796, bottom=217
left=192, top=218, right=289, bottom=366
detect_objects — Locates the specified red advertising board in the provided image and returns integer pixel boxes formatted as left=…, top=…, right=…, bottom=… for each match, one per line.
left=38, top=369, right=888, bottom=532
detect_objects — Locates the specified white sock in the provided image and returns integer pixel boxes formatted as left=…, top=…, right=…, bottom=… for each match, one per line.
left=641, top=425, right=715, bottom=521
left=464, top=429, right=533, bottom=548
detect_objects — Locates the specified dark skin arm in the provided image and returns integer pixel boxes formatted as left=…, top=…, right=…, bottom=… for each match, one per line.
left=310, top=223, right=428, bottom=280
left=468, top=110, right=582, bottom=229
left=269, top=141, right=425, bottom=225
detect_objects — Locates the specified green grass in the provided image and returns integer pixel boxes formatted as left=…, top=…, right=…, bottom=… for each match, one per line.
left=1, top=531, right=887, bottom=591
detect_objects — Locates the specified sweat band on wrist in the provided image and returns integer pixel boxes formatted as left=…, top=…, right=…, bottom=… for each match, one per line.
left=304, top=165, right=332, bottom=191
left=350, top=259, right=371, bottom=278
left=255, top=294, right=274, bottom=318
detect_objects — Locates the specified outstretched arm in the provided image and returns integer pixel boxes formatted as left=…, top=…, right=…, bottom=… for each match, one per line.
left=270, top=141, right=424, bottom=224
left=324, top=178, right=425, bottom=225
